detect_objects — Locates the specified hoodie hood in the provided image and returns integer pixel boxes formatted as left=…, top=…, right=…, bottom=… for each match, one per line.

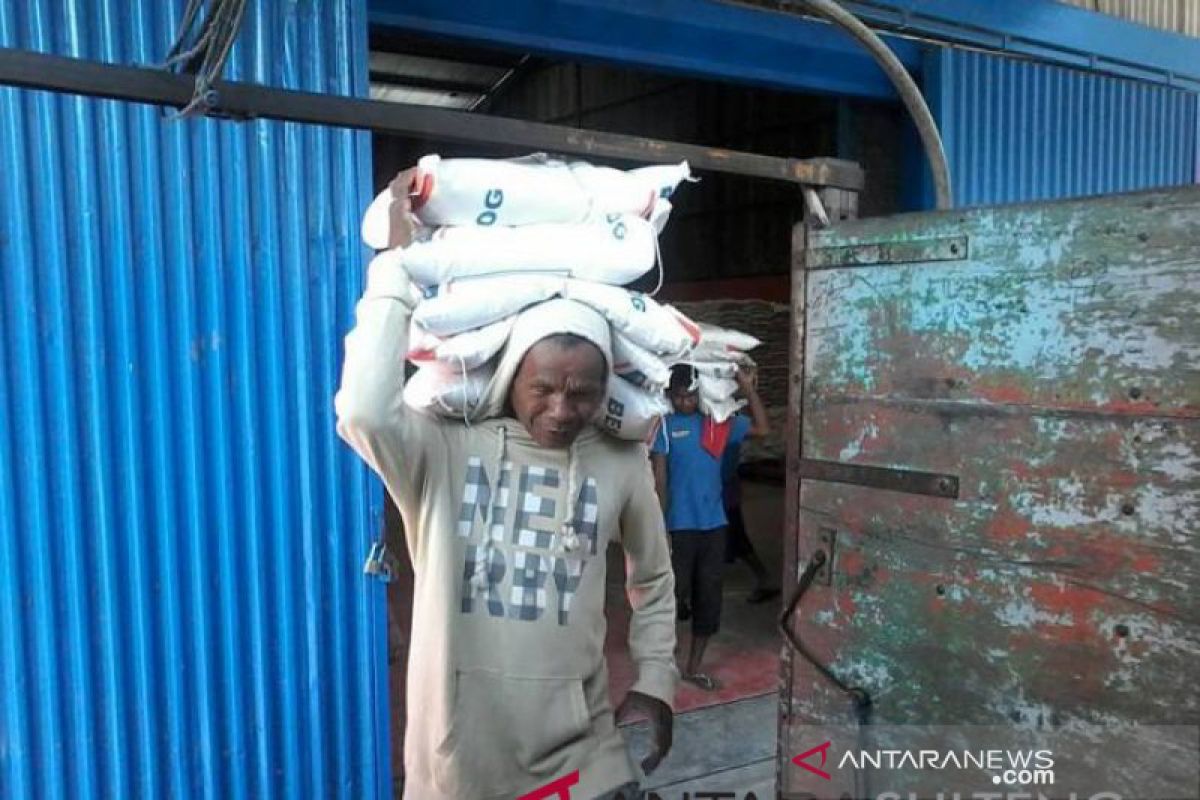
left=472, top=297, right=612, bottom=422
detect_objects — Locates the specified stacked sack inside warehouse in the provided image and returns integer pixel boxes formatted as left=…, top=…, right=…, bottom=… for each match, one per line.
left=361, top=153, right=759, bottom=442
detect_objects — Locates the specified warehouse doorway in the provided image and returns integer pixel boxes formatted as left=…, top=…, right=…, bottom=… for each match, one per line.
left=364, top=26, right=899, bottom=794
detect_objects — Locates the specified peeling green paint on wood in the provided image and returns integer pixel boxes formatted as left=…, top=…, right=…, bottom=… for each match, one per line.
left=783, top=188, right=1200, bottom=795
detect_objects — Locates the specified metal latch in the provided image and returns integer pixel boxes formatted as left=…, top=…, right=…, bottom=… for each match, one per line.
left=362, top=540, right=393, bottom=583
left=816, top=528, right=837, bottom=586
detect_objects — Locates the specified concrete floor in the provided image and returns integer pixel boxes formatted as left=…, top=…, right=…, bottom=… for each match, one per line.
left=621, top=692, right=778, bottom=798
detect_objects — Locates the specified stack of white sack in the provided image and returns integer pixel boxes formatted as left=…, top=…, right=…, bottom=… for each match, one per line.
left=362, top=154, right=701, bottom=443
left=361, top=153, right=690, bottom=283
left=671, top=323, right=762, bottom=423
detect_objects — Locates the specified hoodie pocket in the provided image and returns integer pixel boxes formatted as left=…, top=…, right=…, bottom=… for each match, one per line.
left=436, top=670, right=591, bottom=793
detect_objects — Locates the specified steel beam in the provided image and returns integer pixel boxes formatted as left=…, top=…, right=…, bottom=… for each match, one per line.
left=834, top=0, right=1200, bottom=91
left=367, top=0, right=922, bottom=101
left=0, top=48, right=864, bottom=188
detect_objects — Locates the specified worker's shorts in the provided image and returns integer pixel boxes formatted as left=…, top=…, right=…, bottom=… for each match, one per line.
left=670, top=526, right=727, bottom=637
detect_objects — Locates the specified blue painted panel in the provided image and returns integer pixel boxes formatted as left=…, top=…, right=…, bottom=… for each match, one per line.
left=0, top=2, right=387, bottom=800
left=920, top=48, right=1198, bottom=208
left=840, top=0, right=1200, bottom=91
left=368, top=0, right=922, bottom=100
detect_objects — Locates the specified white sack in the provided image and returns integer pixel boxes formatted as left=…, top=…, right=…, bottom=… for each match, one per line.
left=688, top=360, right=738, bottom=379
left=700, top=394, right=746, bottom=424
left=409, top=317, right=514, bottom=370
left=400, top=213, right=657, bottom=288
left=403, top=362, right=494, bottom=417
left=598, top=373, right=670, bottom=443
left=629, top=163, right=695, bottom=201
left=564, top=280, right=701, bottom=356
left=690, top=323, right=762, bottom=362
left=413, top=275, right=565, bottom=337
left=697, top=374, right=738, bottom=401
left=406, top=154, right=690, bottom=227
left=611, top=332, right=670, bottom=390
left=361, top=168, right=425, bottom=250
left=433, top=317, right=514, bottom=370
left=407, top=319, right=443, bottom=363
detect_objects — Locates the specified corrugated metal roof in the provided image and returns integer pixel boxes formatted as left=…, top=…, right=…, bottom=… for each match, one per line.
left=927, top=48, right=1199, bottom=207
left=1059, top=0, right=1200, bottom=37
left=0, top=2, right=387, bottom=799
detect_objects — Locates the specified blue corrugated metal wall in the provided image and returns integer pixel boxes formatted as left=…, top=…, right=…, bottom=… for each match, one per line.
left=922, top=48, right=1199, bottom=207
left=0, top=3, right=387, bottom=800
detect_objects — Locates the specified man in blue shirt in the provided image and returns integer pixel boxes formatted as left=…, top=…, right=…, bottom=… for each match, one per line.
left=651, top=364, right=770, bottom=690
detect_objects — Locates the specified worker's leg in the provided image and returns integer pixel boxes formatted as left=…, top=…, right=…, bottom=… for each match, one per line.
left=669, top=530, right=698, bottom=622
left=726, top=502, right=779, bottom=604
left=683, top=526, right=726, bottom=690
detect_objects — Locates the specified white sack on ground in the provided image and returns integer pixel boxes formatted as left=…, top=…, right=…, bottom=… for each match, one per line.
left=413, top=274, right=565, bottom=337
left=404, top=154, right=691, bottom=227
left=598, top=373, right=670, bottom=443
left=611, top=332, right=670, bottom=390
left=564, top=280, right=701, bottom=356
left=400, top=214, right=658, bottom=288
left=403, top=362, right=495, bottom=416
left=700, top=393, right=746, bottom=424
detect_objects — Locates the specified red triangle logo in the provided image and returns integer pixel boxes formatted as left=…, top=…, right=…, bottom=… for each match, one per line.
left=792, top=740, right=833, bottom=780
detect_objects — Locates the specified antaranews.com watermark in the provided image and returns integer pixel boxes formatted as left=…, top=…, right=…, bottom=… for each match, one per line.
left=787, top=724, right=1199, bottom=800
left=516, top=724, right=1198, bottom=800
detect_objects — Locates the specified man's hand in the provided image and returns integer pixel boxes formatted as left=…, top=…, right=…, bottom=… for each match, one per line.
left=735, top=365, right=771, bottom=438
left=734, top=365, right=758, bottom=395
left=615, top=690, right=674, bottom=775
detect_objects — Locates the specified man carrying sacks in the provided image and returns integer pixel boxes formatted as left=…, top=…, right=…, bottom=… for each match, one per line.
left=339, top=156, right=691, bottom=800
left=651, top=362, right=770, bottom=691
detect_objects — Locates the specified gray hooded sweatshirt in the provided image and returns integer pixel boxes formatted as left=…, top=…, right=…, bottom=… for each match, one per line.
left=335, top=253, right=678, bottom=800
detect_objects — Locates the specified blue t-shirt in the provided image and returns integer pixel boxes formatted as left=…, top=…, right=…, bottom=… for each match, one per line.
left=652, top=413, right=751, bottom=532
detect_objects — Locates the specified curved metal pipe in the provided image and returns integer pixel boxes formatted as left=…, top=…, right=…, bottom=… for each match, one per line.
left=798, top=0, right=954, bottom=209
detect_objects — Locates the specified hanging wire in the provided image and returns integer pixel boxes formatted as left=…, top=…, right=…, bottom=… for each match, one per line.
left=162, top=0, right=250, bottom=120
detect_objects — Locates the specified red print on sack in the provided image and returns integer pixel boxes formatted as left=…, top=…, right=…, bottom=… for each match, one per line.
left=792, top=741, right=833, bottom=780
left=518, top=770, right=580, bottom=800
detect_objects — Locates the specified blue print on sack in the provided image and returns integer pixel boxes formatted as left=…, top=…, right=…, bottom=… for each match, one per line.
left=476, top=188, right=504, bottom=225
left=605, top=212, right=626, bottom=240
left=602, top=398, right=625, bottom=434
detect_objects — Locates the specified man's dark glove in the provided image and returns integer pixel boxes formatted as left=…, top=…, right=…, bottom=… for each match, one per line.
left=615, top=690, right=674, bottom=775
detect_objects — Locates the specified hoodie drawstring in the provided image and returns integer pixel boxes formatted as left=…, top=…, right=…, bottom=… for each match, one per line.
left=470, top=425, right=508, bottom=594
left=558, top=439, right=582, bottom=555
left=456, top=352, right=472, bottom=428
